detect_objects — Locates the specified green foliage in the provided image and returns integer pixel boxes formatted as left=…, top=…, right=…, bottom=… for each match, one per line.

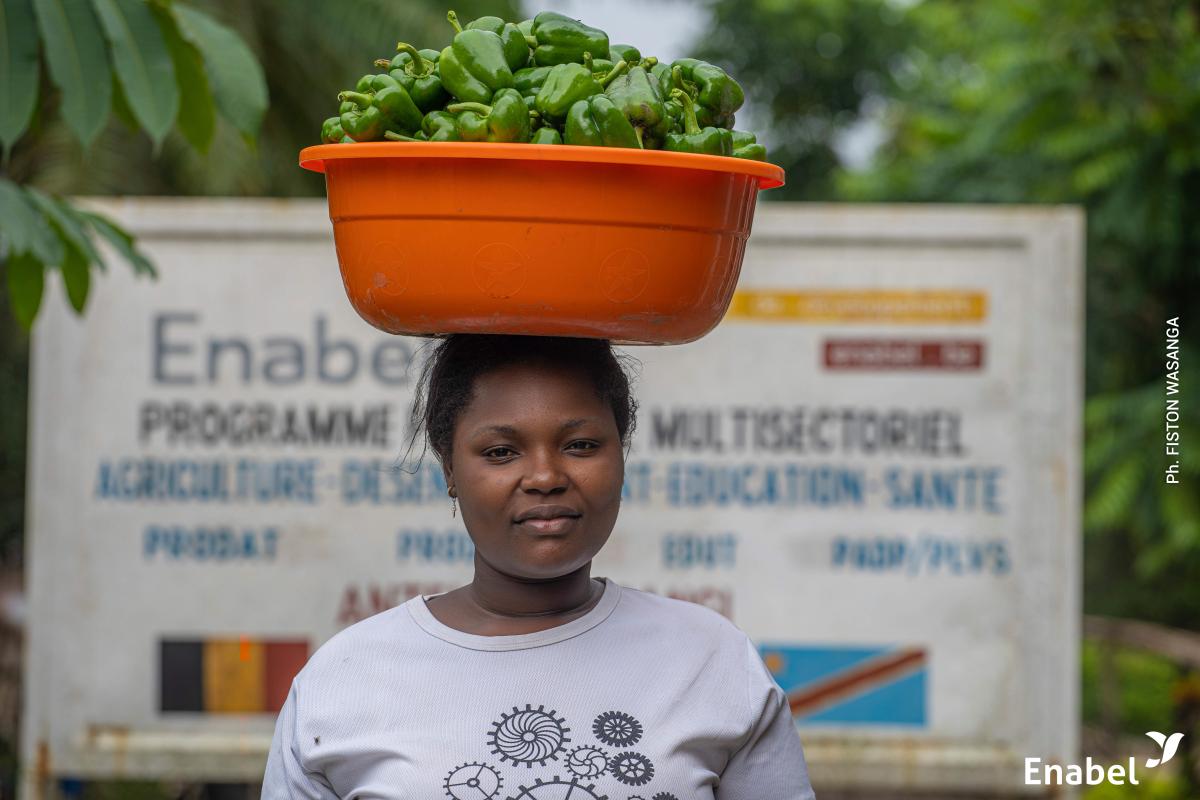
left=32, top=0, right=112, bottom=147
left=852, top=0, right=1200, bottom=628
left=711, top=0, right=1200, bottom=628
left=172, top=2, right=268, bottom=142
left=0, top=0, right=270, bottom=330
left=1085, top=775, right=1191, bottom=800
left=80, top=780, right=174, bottom=800
left=0, top=0, right=40, bottom=154
left=92, top=0, right=181, bottom=146
left=696, top=0, right=915, bottom=200
left=1081, top=640, right=1178, bottom=736
left=0, top=177, right=154, bottom=321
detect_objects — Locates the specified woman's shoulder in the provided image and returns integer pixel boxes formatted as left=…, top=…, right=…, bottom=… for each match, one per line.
left=292, top=601, right=417, bottom=687
left=612, top=581, right=748, bottom=643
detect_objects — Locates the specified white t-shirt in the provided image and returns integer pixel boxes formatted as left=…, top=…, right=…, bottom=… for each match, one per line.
left=262, top=576, right=817, bottom=799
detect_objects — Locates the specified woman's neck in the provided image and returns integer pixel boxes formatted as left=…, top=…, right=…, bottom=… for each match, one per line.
left=467, top=562, right=602, bottom=619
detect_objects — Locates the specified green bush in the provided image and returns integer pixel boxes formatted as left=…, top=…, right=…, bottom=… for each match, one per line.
left=1081, top=640, right=1179, bottom=736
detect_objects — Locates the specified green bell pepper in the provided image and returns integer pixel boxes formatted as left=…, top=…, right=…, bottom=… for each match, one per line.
left=564, top=95, right=641, bottom=149
left=456, top=11, right=530, bottom=72
left=361, top=74, right=424, bottom=133
left=609, top=44, right=641, bottom=65
left=376, top=44, right=447, bottom=112
left=531, top=11, right=609, bottom=66
left=514, top=65, right=554, bottom=96
left=446, top=89, right=531, bottom=142
left=604, top=61, right=669, bottom=148
left=733, top=142, right=767, bottom=160
left=534, top=62, right=609, bottom=124
left=453, top=108, right=489, bottom=141
left=731, top=130, right=756, bottom=149
left=530, top=126, right=562, bottom=145
left=337, top=91, right=386, bottom=141
left=440, top=12, right=514, bottom=104
left=664, top=89, right=732, bottom=155
left=730, top=130, right=767, bottom=160
left=583, top=53, right=615, bottom=77
left=416, top=107, right=490, bottom=142
left=384, top=131, right=430, bottom=142
left=663, top=96, right=684, bottom=133
left=421, top=110, right=460, bottom=141
left=670, top=58, right=743, bottom=129
left=321, top=116, right=346, bottom=144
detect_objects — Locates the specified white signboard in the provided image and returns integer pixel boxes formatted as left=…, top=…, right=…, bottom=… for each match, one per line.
left=22, top=198, right=1083, bottom=796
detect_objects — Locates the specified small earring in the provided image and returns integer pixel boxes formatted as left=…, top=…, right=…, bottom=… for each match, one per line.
left=451, top=496, right=457, bottom=518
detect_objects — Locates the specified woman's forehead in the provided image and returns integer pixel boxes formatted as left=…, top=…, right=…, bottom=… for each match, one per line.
left=457, top=364, right=612, bottom=430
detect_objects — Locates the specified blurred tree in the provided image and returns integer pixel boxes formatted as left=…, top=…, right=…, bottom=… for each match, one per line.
left=703, top=0, right=1200, bottom=629
left=0, top=0, right=518, bottom=559
left=1, top=0, right=271, bottom=329
left=10, top=0, right=519, bottom=200
left=694, top=0, right=915, bottom=200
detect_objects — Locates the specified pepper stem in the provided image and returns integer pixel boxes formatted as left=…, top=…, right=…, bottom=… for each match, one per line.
left=447, top=10, right=463, bottom=34
left=396, top=43, right=433, bottom=77
left=599, top=60, right=629, bottom=88
left=384, top=131, right=423, bottom=142
left=525, top=34, right=538, bottom=48
left=671, top=89, right=701, bottom=136
left=338, top=91, right=374, bottom=110
left=671, top=65, right=686, bottom=93
left=446, top=101, right=492, bottom=116
left=642, top=56, right=659, bottom=68
left=374, top=58, right=392, bottom=70
left=634, top=126, right=645, bottom=148
left=583, top=52, right=593, bottom=71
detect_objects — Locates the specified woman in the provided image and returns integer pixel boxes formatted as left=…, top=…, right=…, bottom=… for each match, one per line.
left=262, top=334, right=816, bottom=799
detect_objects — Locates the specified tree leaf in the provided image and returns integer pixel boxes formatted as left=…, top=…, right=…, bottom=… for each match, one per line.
left=0, top=0, right=41, bottom=155
left=0, top=177, right=64, bottom=265
left=77, top=208, right=156, bottom=278
left=172, top=3, right=267, bottom=141
left=1084, top=453, right=1144, bottom=531
left=32, top=0, right=111, bottom=147
left=109, top=69, right=137, bottom=131
left=25, top=187, right=101, bottom=267
left=4, top=250, right=44, bottom=330
left=90, top=0, right=179, bottom=146
left=58, top=238, right=89, bottom=313
left=150, top=2, right=213, bottom=153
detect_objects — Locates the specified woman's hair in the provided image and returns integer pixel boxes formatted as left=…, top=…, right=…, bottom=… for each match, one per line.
left=404, top=334, right=640, bottom=469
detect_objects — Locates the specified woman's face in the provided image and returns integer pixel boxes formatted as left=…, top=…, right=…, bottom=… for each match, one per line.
left=445, top=361, right=625, bottom=580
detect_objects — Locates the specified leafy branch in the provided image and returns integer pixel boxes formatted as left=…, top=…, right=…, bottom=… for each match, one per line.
left=0, top=0, right=268, bottom=328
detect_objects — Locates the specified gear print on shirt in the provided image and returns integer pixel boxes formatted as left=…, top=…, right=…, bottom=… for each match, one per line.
left=443, top=704, right=682, bottom=800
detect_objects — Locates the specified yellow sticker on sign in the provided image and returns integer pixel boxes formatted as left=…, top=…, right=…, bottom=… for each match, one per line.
left=726, top=290, right=988, bottom=324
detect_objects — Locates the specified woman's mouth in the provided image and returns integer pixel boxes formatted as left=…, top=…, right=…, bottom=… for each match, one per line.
left=517, top=516, right=580, bottom=534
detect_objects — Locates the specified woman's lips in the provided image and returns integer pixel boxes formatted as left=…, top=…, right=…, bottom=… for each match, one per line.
left=517, top=516, right=580, bottom=534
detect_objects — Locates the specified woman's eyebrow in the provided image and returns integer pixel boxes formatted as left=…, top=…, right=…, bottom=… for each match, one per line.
left=470, top=419, right=593, bottom=438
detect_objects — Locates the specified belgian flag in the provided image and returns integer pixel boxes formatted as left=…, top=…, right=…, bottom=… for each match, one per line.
left=160, top=638, right=309, bottom=713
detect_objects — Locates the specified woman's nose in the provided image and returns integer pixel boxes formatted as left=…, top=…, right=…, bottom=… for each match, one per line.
left=520, top=448, right=569, bottom=493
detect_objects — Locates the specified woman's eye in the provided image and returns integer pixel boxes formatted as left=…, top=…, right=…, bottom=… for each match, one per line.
left=484, top=447, right=515, bottom=458
left=568, top=440, right=598, bottom=451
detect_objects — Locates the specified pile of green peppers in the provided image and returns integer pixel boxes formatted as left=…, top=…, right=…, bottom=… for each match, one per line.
left=320, top=9, right=767, bottom=161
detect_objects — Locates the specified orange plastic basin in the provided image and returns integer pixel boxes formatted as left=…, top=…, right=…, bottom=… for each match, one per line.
left=299, top=142, right=784, bottom=345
